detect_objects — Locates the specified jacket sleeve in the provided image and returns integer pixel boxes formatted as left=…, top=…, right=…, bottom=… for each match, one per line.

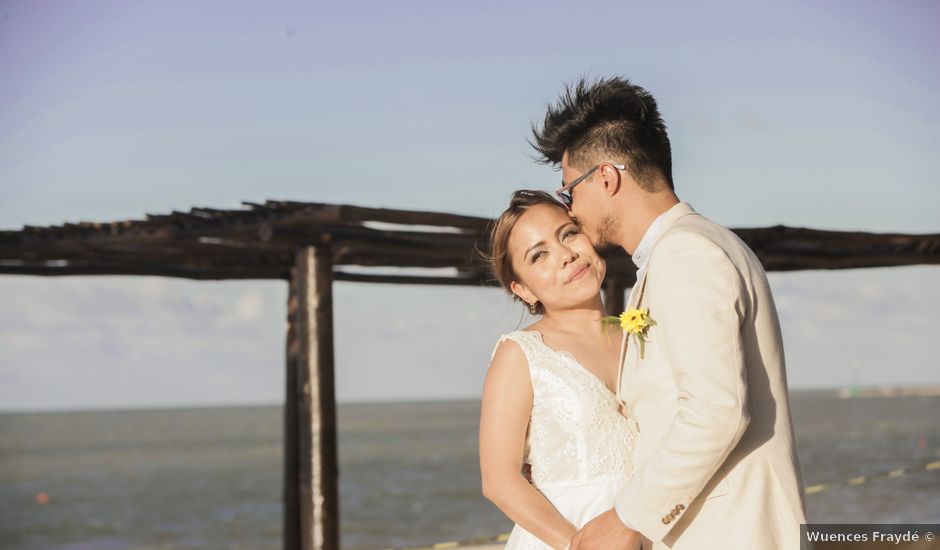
left=614, top=229, right=750, bottom=542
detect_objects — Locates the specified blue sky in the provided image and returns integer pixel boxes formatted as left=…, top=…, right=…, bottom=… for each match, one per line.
left=1, top=0, right=937, bottom=411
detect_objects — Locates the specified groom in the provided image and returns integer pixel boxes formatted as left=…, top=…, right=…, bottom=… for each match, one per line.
left=532, top=78, right=808, bottom=549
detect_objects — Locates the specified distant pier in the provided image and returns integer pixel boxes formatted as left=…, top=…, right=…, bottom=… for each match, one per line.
left=838, top=385, right=940, bottom=399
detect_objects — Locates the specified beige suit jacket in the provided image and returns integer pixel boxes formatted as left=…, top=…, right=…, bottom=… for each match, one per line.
left=614, top=202, right=808, bottom=549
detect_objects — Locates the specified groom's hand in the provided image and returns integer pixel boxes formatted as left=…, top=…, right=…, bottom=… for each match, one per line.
left=569, top=508, right=641, bottom=550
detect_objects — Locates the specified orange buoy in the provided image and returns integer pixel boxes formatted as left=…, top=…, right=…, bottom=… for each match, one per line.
left=35, top=492, right=49, bottom=505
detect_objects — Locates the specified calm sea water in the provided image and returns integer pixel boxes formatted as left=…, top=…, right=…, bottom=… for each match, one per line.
left=1, top=391, right=938, bottom=550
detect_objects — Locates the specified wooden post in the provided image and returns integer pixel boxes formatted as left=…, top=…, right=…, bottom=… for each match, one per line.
left=603, top=278, right=626, bottom=315
left=285, top=276, right=300, bottom=550
left=285, top=246, right=339, bottom=550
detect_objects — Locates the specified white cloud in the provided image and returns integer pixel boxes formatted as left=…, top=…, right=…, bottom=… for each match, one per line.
left=0, top=276, right=286, bottom=411
left=768, top=265, right=940, bottom=389
left=0, top=265, right=936, bottom=412
left=235, top=290, right=265, bottom=321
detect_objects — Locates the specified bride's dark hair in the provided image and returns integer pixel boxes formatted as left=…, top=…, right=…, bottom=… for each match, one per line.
left=483, top=190, right=571, bottom=315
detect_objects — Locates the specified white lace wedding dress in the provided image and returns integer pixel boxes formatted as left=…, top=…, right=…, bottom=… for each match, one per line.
left=493, top=330, right=640, bottom=550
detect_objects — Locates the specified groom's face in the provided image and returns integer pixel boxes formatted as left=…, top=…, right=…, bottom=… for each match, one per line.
left=560, top=152, right=608, bottom=248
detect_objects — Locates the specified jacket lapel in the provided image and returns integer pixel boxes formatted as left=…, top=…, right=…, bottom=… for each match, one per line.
left=616, top=268, right=649, bottom=402
left=645, top=201, right=697, bottom=253
left=627, top=268, right=650, bottom=310
left=616, top=202, right=698, bottom=401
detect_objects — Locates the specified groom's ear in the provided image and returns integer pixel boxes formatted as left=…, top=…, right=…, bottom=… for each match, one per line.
left=598, top=164, right=623, bottom=197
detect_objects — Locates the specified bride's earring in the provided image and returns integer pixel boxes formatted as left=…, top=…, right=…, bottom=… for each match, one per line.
left=527, top=301, right=539, bottom=315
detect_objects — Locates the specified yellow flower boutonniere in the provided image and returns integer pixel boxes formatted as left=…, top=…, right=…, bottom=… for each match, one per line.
left=601, top=307, right=658, bottom=359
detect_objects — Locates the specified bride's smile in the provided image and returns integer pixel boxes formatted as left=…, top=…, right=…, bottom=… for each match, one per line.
left=502, top=203, right=607, bottom=314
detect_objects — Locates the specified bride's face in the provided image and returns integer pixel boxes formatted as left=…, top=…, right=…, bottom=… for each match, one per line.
left=508, top=203, right=606, bottom=312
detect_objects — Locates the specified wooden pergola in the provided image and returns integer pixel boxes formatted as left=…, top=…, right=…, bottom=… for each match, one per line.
left=1, top=199, right=938, bottom=550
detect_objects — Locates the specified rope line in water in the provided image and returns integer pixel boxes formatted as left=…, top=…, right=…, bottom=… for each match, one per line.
left=803, top=458, right=940, bottom=495
left=390, top=458, right=940, bottom=550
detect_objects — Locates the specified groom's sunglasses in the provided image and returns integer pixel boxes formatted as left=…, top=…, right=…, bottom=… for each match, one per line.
left=555, top=163, right=626, bottom=210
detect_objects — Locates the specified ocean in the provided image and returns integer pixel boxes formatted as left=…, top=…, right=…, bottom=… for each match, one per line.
left=1, top=391, right=938, bottom=550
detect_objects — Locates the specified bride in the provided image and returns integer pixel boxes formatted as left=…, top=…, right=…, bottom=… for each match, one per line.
left=480, top=190, right=639, bottom=550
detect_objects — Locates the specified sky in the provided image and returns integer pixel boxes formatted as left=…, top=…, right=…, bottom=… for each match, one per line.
left=0, top=0, right=938, bottom=412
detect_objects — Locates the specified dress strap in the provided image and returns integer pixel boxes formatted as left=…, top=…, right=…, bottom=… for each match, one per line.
left=491, top=330, right=542, bottom=359
left=491, top=331, right=546, bottom=386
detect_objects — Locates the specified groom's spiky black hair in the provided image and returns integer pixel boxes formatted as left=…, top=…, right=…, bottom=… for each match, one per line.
left=531, top=77, right=674, bottom=191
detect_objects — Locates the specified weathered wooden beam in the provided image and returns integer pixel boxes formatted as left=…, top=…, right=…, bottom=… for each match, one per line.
left=0, top=259, right=292, bottom=280
left=2, top=204, right=939, bottom=280
left=338, top=204, right=491, bottom=230
left=286, top=246, right=339, bottom=550
left=334, top=270, right=495, bottom=286
left=3, top=247, right=937, bottom=280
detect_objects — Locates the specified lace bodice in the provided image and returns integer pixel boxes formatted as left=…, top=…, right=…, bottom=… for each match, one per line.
left=492, top=330, right=638, bottom=489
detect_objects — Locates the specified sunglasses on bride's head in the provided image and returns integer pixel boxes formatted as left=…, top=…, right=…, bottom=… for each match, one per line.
left=555, top=163, right=627, bottom=210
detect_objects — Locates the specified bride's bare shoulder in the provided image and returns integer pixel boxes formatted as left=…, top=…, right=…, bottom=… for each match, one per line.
left=490, top=336, right=526, bottom=368
left=485, top=336, right=533, bottom=401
